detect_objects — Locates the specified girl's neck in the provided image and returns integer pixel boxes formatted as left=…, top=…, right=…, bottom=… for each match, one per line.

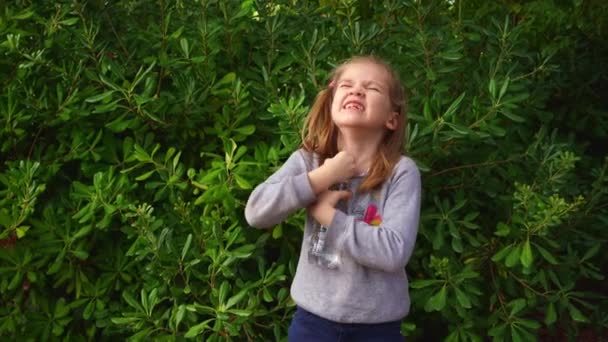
left=337, top=130, right=383, bottom=174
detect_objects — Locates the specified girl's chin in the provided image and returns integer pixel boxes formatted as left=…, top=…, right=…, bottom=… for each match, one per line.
left=334, top=123, right=384, bottom=133
left=333, top=121, right=367, bottom=129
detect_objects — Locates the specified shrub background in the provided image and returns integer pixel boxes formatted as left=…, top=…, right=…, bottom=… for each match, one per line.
left=1, top=0, right=607, bottom=341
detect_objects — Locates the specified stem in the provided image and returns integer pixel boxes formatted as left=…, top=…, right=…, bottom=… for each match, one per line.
left=103, top=6, right=129, bottom=58
left=429, top=154, right=525, bottom=178
left=155, top=0, right=167, bottom=98
left=509, top=271, right=549, bottom=297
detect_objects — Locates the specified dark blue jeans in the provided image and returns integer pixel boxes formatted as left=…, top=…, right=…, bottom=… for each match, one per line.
left=288, top=306, right=405, bottom=342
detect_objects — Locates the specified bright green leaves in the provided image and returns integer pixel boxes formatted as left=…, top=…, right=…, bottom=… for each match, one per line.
left=0, top=161, right=46, bottom=241
left=0, top=0, right=606, bottom=341
left=425, top=285, right=447, bottom=311
left=264, top=91, right=309, bottom=151
left=423, top=196, right=480, bottom=253
left=454, top=286, right=472, bottom=309
left=488, top=298, right=541, bottom=342
left=412, top=258, right=480, bottom=314
left=111, top=288, right=163, bottom=340
left=71, top=168, right=131, bottom=231
left=122, top=142, right=188, bottom=202
left=491, top=240, right=534, bottom=269
left=520, top=240, right=533, bottom=268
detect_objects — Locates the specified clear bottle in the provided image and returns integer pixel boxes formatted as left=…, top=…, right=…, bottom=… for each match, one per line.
left=307, top=182, right=348, bottom=269
left=308, top=223, right=341, bottom=269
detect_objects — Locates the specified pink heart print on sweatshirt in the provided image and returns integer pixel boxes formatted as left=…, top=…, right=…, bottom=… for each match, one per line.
left=361, top=204, right=382, bottom=226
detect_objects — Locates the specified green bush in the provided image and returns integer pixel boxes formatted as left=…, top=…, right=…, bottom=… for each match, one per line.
left=1, top=0, right=606, bottom=340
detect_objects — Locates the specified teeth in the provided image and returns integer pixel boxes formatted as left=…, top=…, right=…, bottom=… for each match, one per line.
left=344, top=103, right=363, bottom=110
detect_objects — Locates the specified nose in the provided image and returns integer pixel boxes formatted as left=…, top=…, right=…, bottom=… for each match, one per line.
left=348, top=84, right=364, bottom=97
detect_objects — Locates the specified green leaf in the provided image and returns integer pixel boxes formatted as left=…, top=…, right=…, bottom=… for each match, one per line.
left=228, top=309, right=252, bottom=317
left=140, top=289, right=149, bottom=313
left=185, top=320, right=212, bottom=338
left=47, top=252, right=65, bottom=275
left=443, top=92, right=466, bottom=118
left=451, top=236, right=463, bottom=253
left=16, top=225, right=29, bottom=238
left=85, top=91, right=115, bottom=103
left=520, top=239, right=533, bottom=268
left=73, top=225, right=93, bottom=240
left=491, top=244, right=512, bottom=262
left=234, top=125, right=256, bottom=135
left=568, top=305, right=588, bottom=322
left=8, top=271, right=22, bottom=290
left=147, top=288, right=159, bottom=313
left=60, top=17, right=79, bottom=26
left=440, top=51, right=462, bottom=61
left=262, top=287, right=273, bottom=302
left=234, top=174, right=252, bottom=189
left=509, top=298, right=526, bottom=316
left=0, top=209, right=11, bottom=227
left=111, top=317, right=141, bottom=325
left=544, top=302, right=557, bottom=325
left=423, top=100, right=432, bottom=120
left=424, top=285, right=447, bottom=312
left=180, top=38, right=189, bottom=58
left=489, top=78, right=497, bottom=98
left=135, top=170, right=155, bottom=181
left=72, top=250, right=89, bottom=260
left=511, top=325, right=524, bottom=342
left=519, top=318, right=540, bottom=329
left=499, top=77, right=510, bottom=99
left=175, top=305, right=186, bottom=329
left=272, top=225, right=283, bottom=239
left=488, top=324, right=507, bottom=338
left=54, top=298, right=69, bottom=318
left=409, top=279, right=442, bottom=289
left=122, top=291, right=141, bottom=311
left=12, top=10, right=35, bottom=20
left=83, top=301, right=94, bottom=320
left=92, top=99, right=121, bottom=114
left=499, top=109, right=525, bottom=122
left=229, top=244, right=255, bottom=258
left=129, top=328, right=152, bottom=340
left=581, top=242, right=600, bottom=262
left=225, top=287, right=249, bottom=309
left=505, top=244, right=521, bottom=267
left=219, top=281, right=230, bottom=305
left=446, top=122, right=470, bottom=135
left=181, top=234, right=192, bottom=261
left=532, top=242, right=558, bottom=265
left=454, top=287, right=472, bottom=308
left=214, top=72, right=236, bottom=88
left=495, top=222, right=510, bottom=236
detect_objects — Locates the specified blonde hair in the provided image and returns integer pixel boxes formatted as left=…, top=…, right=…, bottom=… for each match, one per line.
left=301, top=56, right=408, bottom=192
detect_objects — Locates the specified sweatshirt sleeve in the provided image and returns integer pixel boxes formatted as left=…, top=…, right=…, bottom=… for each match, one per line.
left=330, top=158, right=421, bottom=273
left=245, top=150, right=317, bottom=229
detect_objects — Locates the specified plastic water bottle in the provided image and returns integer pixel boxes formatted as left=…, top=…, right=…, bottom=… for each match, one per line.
left=307, top=182, right=348, bottom=269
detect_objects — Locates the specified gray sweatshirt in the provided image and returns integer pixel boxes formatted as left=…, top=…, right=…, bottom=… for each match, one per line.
left=245, top=149, right=421, bottom=324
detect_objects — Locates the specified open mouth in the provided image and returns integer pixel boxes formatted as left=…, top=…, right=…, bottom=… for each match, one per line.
left=343, top=100, right=364, bottom=111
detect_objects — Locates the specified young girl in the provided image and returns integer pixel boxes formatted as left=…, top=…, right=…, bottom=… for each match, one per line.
left=245, top=56, right=421, bottom=341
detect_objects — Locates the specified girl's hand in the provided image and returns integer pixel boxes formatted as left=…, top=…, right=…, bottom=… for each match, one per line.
left=309, top=190, right=351, bottom=226
left=324, top=151, right=357, bottom=181
left=308, top=151, right=357, bottom=194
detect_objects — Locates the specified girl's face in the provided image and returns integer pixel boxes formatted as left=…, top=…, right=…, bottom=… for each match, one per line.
left=330, top=61, right=398, bottom=133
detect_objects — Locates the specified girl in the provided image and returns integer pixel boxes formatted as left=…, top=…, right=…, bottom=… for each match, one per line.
left=245, top=56, right=421, bottom=341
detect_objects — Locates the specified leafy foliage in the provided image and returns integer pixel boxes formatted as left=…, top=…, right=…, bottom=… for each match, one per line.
left=1, top=0, right=606, bottom=340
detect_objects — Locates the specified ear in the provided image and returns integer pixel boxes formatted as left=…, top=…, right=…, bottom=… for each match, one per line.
left=385, top=111, right=399, bottom=130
